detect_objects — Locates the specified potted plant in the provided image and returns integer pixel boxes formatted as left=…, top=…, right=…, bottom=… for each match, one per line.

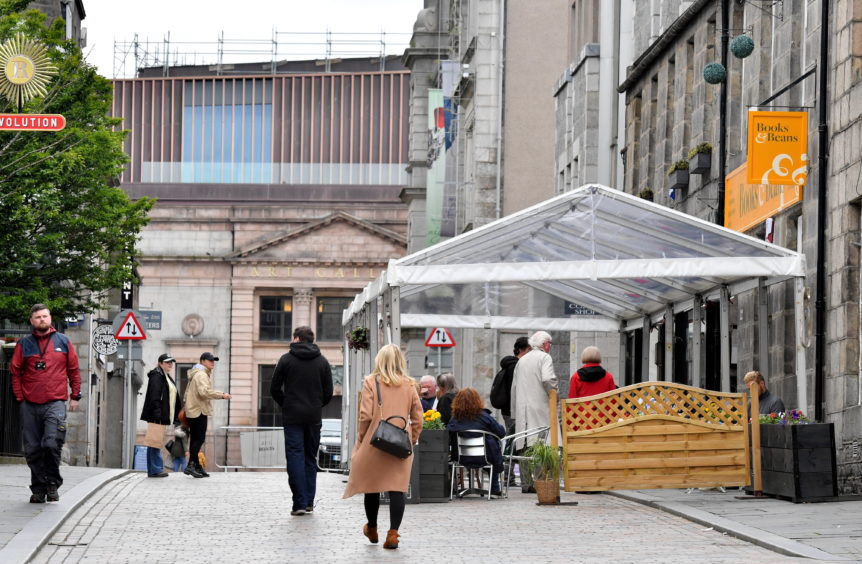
left=759, top=410, right=838, bottom=502
left=667, top=160, right=689, bottom=192
left=417, top=409, right=450, bottom=502
left=525, top=439, right=561, bottom=504
left=637, top=187, right=654, bottom=201
left=346, top=327, right=369, bottom=351
left=687, top=143, right=712, bottom=175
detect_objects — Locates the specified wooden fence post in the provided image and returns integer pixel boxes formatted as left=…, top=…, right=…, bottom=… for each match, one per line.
left=750, top=381, right=762, bottom=495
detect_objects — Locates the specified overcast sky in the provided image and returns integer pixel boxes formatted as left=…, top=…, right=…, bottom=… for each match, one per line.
left=81, top=0, right=423, bottom=77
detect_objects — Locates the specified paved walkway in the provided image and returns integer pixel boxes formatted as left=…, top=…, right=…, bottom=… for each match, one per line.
left=610, top=488, right=862, bottom=562
left=0, top=462, right=858, bottom=563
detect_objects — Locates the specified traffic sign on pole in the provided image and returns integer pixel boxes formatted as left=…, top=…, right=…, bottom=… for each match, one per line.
left=425, top=327, right=456, bottom=347
left=114, top=311, right=146, bottom=340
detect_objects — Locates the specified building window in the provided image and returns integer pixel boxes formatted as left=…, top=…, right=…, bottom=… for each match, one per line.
left=259, top=296, right=292, bottom=341
left=258, top=364, right=279, bottom=427
left=316, top=297, right=353, bottom=341
left=182, top=79, right=274, bottom=184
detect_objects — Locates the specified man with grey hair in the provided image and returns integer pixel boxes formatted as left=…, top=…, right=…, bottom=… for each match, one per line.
left=511, top=331, right=557, bottom=492
left=419, top=375, right=438, bottom=412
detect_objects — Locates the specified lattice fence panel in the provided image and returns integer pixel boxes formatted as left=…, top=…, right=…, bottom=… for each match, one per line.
left=560, top=383, right=750, bottom=492
left=562, top=382, right=746, bottom=432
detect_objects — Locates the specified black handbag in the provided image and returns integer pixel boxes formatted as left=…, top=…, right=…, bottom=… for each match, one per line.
left=165, top=440, right=174, bottom=451
left=369, top=377, right=413, bottom=459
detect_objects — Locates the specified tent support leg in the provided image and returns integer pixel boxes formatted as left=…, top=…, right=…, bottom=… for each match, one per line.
left=758, top=278, right=769, bottom=382
left=691, top=295, right=703, bottom=389
left=664, top=304, right=674, bottom=382
left=642, top=316, right=651, bottom=382
left=794, top=277, right=808, bottom=412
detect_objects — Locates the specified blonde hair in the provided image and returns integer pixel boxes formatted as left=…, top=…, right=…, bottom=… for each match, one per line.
left=743, top=370, right=764, bottom=385
left=581, top=346, right=602, bottom=364
left=370, top=344, right=410, bottom=386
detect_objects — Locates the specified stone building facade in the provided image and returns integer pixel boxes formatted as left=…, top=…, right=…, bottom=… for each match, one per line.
left=553, top=0, right=633, bottom=193
left=111, top=59, right=410, bottom=467
left=616, top=0, right=862, bottom=493
left=402, top=0, right=573, bottom=390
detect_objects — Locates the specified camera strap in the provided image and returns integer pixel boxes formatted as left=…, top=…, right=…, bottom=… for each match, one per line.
left=35, top=333, right=53, bottom=359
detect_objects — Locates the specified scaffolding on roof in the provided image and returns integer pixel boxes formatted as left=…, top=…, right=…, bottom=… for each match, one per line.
left=111, top=29, right=412, bottom=78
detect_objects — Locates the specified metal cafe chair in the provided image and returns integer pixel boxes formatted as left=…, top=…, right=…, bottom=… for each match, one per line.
left=450, top=430, right=502, bottom=501
left=500, top=426, right=550, bottom=498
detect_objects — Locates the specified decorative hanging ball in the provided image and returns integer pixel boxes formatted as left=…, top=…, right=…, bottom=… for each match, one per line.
left=730, top=34, right=755, bottom=58
left=703, top=62, right=727, bottom=84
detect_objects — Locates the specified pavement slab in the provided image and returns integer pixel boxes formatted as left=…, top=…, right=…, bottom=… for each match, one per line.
left=25, top=471, right=824, bottom=564
left=610, top=487, right=861, bottom=561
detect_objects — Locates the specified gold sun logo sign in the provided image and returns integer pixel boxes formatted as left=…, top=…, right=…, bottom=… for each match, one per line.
left=0, top=33, right=57, bottom=110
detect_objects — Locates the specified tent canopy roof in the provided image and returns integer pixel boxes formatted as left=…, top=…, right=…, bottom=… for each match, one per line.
left=346, top=184, right=805, bottom=331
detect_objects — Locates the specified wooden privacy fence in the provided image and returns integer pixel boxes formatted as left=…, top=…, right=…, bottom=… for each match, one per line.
left=556, top=382, right=751, bottom=492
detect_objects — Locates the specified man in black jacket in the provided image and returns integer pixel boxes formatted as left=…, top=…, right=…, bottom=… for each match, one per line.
left=270, top=326, right=333, bottom=516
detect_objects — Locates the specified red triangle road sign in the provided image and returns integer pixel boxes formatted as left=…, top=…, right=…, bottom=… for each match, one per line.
left=115, top=311, right=147, bottom=340
left=425, top=327, right=456, bottom=348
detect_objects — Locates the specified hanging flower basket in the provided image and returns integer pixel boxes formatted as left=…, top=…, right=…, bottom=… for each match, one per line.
left=347, top=327, right=369, bottom=350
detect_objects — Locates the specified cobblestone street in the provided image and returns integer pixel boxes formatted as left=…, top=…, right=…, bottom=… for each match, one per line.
left=30, top=471, right=820, bottom=563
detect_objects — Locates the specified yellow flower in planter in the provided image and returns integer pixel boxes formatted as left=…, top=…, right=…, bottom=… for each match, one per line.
left=422, top=409, right=445, bottom=429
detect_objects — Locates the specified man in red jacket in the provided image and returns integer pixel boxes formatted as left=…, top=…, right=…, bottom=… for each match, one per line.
left=10, top=304, right=81, bottom=503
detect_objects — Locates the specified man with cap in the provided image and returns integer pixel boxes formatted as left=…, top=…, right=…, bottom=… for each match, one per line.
left=270, top=326, right=333, bottom=515
left=140, top=353, right=181, bottom=477
left=182, top=352, right=231, bottom=478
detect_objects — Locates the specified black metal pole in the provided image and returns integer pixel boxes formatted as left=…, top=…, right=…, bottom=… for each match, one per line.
left=716, top=0, right=729, bottom=225
left=814, top=0, right=829, bottom=422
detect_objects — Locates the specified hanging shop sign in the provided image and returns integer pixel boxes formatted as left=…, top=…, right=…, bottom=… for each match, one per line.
left=746, top=111, right=808, bottom=186
left=725, top=162, right=802, bottom=233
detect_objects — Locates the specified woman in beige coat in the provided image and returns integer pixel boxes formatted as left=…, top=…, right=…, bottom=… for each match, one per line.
left=343, top=344, right=422, bottom=549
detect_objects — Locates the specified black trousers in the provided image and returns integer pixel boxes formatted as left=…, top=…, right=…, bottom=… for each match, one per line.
left=187, top=414, right=207, bottom=467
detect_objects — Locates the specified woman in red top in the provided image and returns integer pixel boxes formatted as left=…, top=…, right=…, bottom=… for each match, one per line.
left=568, top=346, right=617, bottom=398
left=568, top=346, right=618, bottom=430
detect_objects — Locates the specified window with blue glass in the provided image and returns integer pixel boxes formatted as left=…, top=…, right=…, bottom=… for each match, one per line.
left=182, top=79, right=273, bottom=183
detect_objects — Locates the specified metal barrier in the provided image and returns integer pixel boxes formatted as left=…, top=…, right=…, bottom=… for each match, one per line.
left=0, top=344, right=23, bottom=457
left=215, top=425, right=344, bottom=472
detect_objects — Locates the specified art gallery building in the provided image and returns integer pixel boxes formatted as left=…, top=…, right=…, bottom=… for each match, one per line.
left=110, top=57, right=409, bottom=463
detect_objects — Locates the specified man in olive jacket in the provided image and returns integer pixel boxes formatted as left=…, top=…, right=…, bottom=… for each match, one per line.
left=270, top=326, right=333, bottom=516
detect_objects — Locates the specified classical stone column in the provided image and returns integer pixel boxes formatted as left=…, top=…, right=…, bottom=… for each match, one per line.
left=293, top=288, right=314, bottom=330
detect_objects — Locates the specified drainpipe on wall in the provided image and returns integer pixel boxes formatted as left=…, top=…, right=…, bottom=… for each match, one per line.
left=716, top=0, right=729, bottom=225
left=494, top=0, right=506, bottom=219
left=814, top=0, right=829, bottom=422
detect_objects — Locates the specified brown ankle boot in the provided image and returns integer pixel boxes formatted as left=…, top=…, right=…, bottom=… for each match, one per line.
left=383, top=529, right=399, bottom=549
left=363, top=524, right=378, bottom=544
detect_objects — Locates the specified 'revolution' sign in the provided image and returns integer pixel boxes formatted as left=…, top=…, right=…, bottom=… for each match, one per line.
left=0, top=113, right=65, bottom=131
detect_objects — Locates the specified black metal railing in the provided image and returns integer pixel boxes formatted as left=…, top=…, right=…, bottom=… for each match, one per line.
left=0, top=344, right=23, bottom=456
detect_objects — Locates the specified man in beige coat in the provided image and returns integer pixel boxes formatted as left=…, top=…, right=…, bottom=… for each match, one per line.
left=182, top=352, right=231, bottom=478
left=510, top=331, right=557, bottom=492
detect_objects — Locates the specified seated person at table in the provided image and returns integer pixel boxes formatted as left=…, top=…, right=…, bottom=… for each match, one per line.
left=447, top=387, right=506, bottom=497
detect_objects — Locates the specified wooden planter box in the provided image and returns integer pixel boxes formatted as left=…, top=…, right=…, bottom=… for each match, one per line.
left=760, top=423, right=838, bottom=503
left=417, top=429, right=450, bottom=503
left=668, top=169, right=689, bottom=191
left=688, top=152, right=711, bottom=175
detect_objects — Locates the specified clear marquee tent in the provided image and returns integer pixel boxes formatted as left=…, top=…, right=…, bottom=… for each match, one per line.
left=342, top=184, right=808, bottom=448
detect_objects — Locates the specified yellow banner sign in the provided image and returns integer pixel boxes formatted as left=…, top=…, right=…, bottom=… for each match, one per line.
left=725, top=163, right=801, bottom=233
left=746, top=111, right=808, bottom=186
